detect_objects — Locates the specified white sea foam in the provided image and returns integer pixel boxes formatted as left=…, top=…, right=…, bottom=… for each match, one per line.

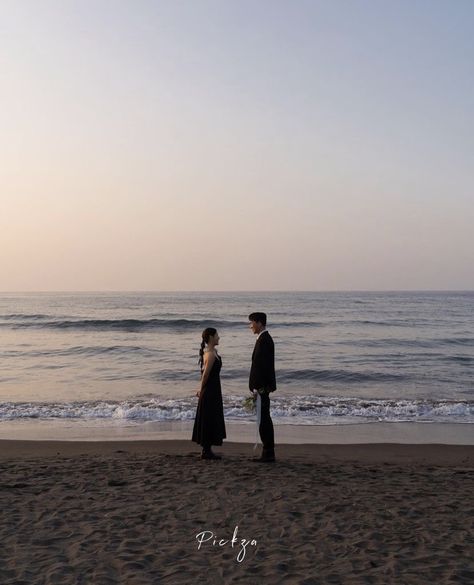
left=1, top=396, right=473, bottom=425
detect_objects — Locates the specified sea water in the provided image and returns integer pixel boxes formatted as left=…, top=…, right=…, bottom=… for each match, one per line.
left=0, top=292, right=473, bottom=430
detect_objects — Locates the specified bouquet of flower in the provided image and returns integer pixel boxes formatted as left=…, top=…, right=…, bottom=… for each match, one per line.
left=243, top=395, right=256, bottom=413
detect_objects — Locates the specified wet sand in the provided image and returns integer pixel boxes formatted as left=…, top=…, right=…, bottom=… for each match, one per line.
left=0, top=440, right=473, bottom=584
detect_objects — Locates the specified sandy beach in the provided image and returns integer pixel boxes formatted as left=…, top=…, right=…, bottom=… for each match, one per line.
left=0, top=440, right=473, bottom=584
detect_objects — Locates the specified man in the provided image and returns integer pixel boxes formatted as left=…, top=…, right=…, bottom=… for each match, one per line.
left=248, top=312, right=276, bottom=462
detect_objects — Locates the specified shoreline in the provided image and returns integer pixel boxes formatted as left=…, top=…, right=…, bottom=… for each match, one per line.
left=1, top=439, right=474, bottom=466
left=0, top=419, right=473, bottom=444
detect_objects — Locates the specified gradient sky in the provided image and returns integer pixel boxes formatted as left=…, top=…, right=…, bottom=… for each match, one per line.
left=1, top=0, right=473, bottom=291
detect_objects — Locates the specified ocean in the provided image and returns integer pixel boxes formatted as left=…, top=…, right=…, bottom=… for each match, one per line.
left=1, top=291, right=473, bottom=431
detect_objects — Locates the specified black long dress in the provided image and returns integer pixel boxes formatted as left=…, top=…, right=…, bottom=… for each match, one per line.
left=192, top=353, right=226, bottom=447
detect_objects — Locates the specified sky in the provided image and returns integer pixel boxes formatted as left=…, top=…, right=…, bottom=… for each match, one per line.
left=1, top=0, right=473, bottom=291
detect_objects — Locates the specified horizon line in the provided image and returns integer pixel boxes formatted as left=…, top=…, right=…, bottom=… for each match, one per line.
left=1, top=289, right=473, bottom=294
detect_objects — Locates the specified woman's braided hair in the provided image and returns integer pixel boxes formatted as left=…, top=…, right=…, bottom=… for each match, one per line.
left=198, top=327, right=217, bottom=373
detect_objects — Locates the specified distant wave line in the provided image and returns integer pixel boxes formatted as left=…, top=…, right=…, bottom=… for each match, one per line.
left=2, top=345, right=164, bottom=358
left=276, top=369, right=407, bottom=383
left=2, top=317, right=327, bottom=331
left=7, top=318, right=244, bottom=331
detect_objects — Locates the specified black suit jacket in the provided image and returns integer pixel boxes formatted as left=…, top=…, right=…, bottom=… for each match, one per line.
left=249, top=330, right=276, bottom=392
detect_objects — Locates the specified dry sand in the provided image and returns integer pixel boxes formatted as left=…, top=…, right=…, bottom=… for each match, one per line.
left=0, top=440, right=473, bottom=585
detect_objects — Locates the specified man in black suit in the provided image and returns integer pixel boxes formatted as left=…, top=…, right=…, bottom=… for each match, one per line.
left=248, top=312, right=276, bottom=462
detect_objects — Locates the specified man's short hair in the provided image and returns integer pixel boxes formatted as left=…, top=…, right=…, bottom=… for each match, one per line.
left=248, top=312, right=267, bottom=327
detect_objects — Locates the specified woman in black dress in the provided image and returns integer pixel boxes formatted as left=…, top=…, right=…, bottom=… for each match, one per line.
left=192, top=327, right=226, bottom=459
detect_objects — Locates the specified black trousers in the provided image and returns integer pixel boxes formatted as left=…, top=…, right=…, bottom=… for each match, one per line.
left=259, top=392, right=274, bottom=452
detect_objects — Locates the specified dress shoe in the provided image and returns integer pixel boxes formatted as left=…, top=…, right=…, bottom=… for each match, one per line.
left=201, top=450, right=222, bottom=460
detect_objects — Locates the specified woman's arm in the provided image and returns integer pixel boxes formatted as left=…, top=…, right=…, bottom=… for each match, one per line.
left=196, top=351, right=216, bottom=398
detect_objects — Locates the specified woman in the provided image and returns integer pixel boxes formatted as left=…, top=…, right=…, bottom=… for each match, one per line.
left=192, top=327, right=226, bottom=459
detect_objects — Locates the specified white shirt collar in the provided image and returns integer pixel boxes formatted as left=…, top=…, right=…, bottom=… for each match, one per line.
left=257, top=329, right=267, bottom=340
